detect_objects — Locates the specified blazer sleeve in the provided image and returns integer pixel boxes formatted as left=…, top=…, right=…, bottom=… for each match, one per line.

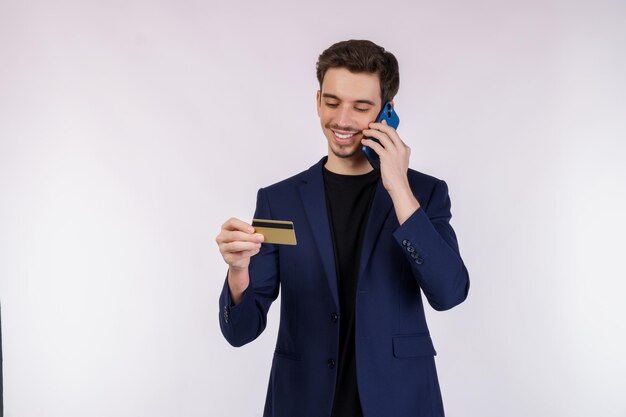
left=218, top=187, right=280, bottom=347
left=392, top=179, right=470, bottom=311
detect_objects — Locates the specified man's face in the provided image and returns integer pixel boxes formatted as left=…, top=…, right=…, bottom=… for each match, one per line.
left=316, top=67, right=382, bottom=161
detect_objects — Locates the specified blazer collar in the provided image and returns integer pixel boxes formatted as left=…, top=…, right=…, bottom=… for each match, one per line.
left=298, top=156, right=394, bottom=308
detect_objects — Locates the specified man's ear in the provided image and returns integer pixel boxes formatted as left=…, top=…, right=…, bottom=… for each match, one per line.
left=389, top=100, right=395, bottom=108
left=316, top=90, right=321, bottom=117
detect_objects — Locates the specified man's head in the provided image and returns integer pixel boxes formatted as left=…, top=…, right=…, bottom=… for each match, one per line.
left=316, top=40, right=400, bottom=104
left=315, top=40, right=400, bottom=168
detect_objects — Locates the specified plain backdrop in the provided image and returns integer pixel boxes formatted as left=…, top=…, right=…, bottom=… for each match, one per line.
left=1, top=0, right=625, bottom=416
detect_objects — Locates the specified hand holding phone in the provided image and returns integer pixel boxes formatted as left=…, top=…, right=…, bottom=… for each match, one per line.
left=362, top=101, right=400, bottom=170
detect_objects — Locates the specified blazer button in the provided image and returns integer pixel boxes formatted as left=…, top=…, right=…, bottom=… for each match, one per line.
left=415, top=256, right=424, bottom=265
left=407, top=246, right=415, bottom=253
left=330, top=312, right=338, bottom=323
left=402, top=239, right=410, bottom=246
left=223, top=306, right=230, bottom=323
left=327, top=359, right=336, bottom=369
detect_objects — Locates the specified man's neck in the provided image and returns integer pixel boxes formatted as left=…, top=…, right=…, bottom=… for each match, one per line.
left=324, top=153, right=374, bottom=175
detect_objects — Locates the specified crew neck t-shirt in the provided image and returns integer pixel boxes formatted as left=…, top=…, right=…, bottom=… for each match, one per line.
left=322, top=165, right=380, bottom=417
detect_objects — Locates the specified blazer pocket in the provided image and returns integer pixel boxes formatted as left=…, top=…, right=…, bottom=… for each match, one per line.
left=392, top=334, right=437, bottom=358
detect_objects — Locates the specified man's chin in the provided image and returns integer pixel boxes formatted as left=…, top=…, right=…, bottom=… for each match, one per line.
left=331, top=145, right=361, bottom=159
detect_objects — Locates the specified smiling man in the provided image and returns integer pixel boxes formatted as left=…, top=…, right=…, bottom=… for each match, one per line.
left=318, top=68, right=382, bottom=168
left=216, top=39, right=470, bottom=417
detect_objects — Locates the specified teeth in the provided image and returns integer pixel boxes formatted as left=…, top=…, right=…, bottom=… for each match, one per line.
left=335, top=131, right=356, bottom=139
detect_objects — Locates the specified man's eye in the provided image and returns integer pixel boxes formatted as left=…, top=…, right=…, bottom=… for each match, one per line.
left=355, top=108, right=369, bottom=112
left=326, top=103, right=338, bottom=108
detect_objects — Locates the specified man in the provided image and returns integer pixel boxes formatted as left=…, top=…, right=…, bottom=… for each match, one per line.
left=216, top=39, right=470, bottom=417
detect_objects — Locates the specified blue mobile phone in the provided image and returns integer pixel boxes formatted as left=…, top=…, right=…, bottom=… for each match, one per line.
left=362, top=101, right=400, bottom=170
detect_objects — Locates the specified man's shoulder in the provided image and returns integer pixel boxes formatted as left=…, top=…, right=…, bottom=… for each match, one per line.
left=258, top=157, right=322, bottom=194
left=257, top=157, right=444, bottom=194
left=406, top=167, right=442, bottom=190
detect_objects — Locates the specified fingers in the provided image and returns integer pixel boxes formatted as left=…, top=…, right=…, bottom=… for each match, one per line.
left=361, top=126, right=410, bottom=177
left=361, top=137, right=385, bottom=155
left=217, top=218, right=263, bottom=243
left=216, top=229, right=264, bottom=256
left=362, top=129, right=393, bottom=152
left=369, top=119, right=395, bottom=136
left=365, top=120, right=407, bottom=149
left=221, top=246, right=262, bottom=268
left=216, top=217, right=266, bottom=270
left=222, top=217, right=254, bottom=233
left=222, top=240, right=262, bottom=253
left=217, top=229, right=264, bottom=245
left=362, top=121, right=410, bottom=160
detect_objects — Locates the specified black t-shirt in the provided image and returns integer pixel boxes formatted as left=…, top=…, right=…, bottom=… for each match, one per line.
left=322, top=165, right=380, bottom=417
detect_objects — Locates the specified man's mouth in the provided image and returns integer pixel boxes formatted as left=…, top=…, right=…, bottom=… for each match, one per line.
left=331, top=129, right=360, bottom=142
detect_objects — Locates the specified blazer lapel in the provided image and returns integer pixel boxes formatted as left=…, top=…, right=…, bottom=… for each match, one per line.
left=358, top=178, right=393, bottom=280
left=299, top=157, right=339, bottom=308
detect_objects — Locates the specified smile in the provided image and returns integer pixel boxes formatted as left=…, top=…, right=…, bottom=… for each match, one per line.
left=332, top=129, right=359, bottom=142
left=335, top=131, right=356, bottom=139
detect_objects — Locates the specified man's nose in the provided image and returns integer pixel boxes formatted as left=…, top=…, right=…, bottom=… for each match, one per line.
left=336, top=105, right=353, bottom=128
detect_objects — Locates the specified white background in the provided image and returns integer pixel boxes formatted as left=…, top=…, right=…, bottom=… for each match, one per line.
left=1, top=0, right=625, bottom=416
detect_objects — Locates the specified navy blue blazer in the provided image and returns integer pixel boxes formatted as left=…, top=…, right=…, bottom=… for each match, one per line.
left=219, top=156, right=470, bottom=417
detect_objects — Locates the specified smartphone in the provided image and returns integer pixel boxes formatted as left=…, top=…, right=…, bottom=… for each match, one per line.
left=362, top=101, right=400, bottom=170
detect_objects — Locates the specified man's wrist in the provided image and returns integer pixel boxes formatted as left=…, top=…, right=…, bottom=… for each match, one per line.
left=389, top=185, right=421, bottom=225
left=228, top=267, right=250, bottom=305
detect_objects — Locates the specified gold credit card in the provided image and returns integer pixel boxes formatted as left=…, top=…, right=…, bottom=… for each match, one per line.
left=252, top=219, right=297, bottom=245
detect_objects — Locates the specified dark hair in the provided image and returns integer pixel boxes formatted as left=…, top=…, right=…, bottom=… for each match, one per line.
left=316, top=39, right=400, bottom=104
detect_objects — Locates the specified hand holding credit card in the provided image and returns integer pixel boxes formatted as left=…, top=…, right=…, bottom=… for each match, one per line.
left=252, top=219, right=297, bottom=245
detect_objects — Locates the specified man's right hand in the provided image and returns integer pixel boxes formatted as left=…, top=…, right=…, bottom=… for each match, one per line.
left=215, top=217, right=265, bottom=304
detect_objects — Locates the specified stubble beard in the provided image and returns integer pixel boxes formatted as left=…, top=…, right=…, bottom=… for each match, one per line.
left=326, top=127, right=362, bottom=160
left=330, top=142, right=361, bottom=159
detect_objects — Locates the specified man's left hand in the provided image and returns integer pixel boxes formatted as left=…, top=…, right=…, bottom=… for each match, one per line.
left=361, top=119, right=411, bottom=195
left=361, top=120, right=421, bottom=225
